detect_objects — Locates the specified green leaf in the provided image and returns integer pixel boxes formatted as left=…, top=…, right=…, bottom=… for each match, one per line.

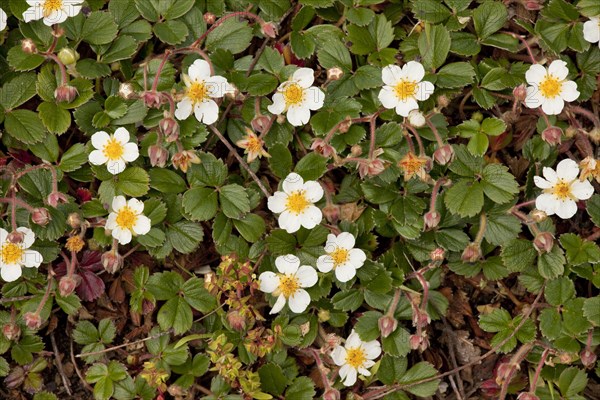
left=501, top=239, right=537, bottom=272
left=382, top=327, right=411, bottom=357
left=587, top=194, right=600, bottom=227
left=245, top=73, right=279, bottom=96
left=0, top=72, right=37, bottom=110
left=100, top=36, right=139, bottom=63
left=233, top=214, right=266, bottom=242
left=317, top=39, right=352, bottom=71
left=418, top=23, right=451, bottom=70
left=153, top=20, right=189, bottom=45
left=398, top=362, right=440, bottom=397
left=473, top=1, right=508, bottom=39
left=435, top=62, right=476, bottom=88
left=268, top=144, right=293, bottom=179
left=294, top=152, right=328, bottom=180
left=6, top=46, right=45, bottom=72
left=558, top=367, right=588, bottom=398
left=219, top=184, right=250, bottom=219
left=116, top=167, right=150, bottom=197
left=183, top=187, right=218, bottom=221
left=583, top=297, right=600, bottom=326
left=4, top=110, right=47, bottom=144
left=166, top=221, right=204, bottom=254
left=38, top=101, right=71, bottom=135
left=354, top=311, right=382, bottom=341
left=205, top=18, right=253, bottom=54
left=411, top=0, right=451, bottom=23
left=331, top=289, right=364, bottom=312
left=545, top=277, right=575, bottom=306
left=285, top=377, right=315, bottom=400
left=578, top=0, right=600, bottom=17
left=148, top=168, right=187, bottom=193
left=158, top=297, right=193, bottom=334
left=444, top=180, right=484, bottom=217
left=538, top=246, right=566, bottom=279
left=347, top=14, right=394, bottom=55
left=258, top=363, right=288, bottom=396
left=560, top=233, right=600, bottom=266
left=481, top=164, right=519, bottom=204
left=82, top=11, right=119, bottom=45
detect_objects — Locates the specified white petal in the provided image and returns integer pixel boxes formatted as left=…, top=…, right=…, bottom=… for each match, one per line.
left=524, top=85, right=543, bottom=109
left=316, top=255, right=334, bottom=273
left=1, top=265, right=22, bottom=282
left=346, top=331, right=362, bottom=347
left=91, top=131, right=110, bottom=149
left=66, top=5, right=82, bottom=18
left=358, top=367, right=371, bottom=376
left=293, top=68, right=315, bottom=88
left=194, top=100, right=219, bottom=125
left=122, top=143, right=139, bottom=162
left=342, top=367, right=358, bottom=386
left=381, top=65, right=403, bottom=86
left=525, top=64, right=547, bottom=85
left=378, top=86, right=398, bottom=109
left=282, top=172, right=304, bottom=193
left=336, top=232, right=355, bottom=249
left=335, top=263, right=357, bottom=283
left=583, top=19, right=600, bottom=43
left=279, top=211, right=301, bottom=233
left=304, top=87, right=325, bottom=111
left=548, top=60, right=569, bottom=81
left=21, top=250, right=43, bottom=268
left=402, top=61, right=425, bottom=82
left=16, top=227, right=36, bottom=248
left=127, top=198, right=144, bottom=214
left=395, top=97, right=419, bottom=117
left=267, top=93, right=286, bottom=115
left=415, top=81, right=434, bottom=101
left=268, top=192, right=288, bottom=213
left=560, top=80, right=579, bottom=102
left=331, top=346, right=347, bottom=366
left=188, top=59, right=211, bottom=81
left=542, top=166, right=559, bottom=183
left=132, top=215, right=151, bottom=235
left=258, top=271, right=279, bottom=293
left=296, top=266, right=318, bottom=288
left=288, top=289, right=311, bottom=313
left=275, top=254, right=300, bottom=274
left=303, top=180, right=323, bottom=202
left=89, top=149, right=108, bottom=166
left=23, top=7, right=39, bottom=23
left=534, top=176, right=553, bottom=189
left=112, top=227, right=132, bottom=245
left=556, top=159, right=579, bottom=181
left=286, top=105, right=311, bottom=127
left=112, top=196, right=127, bottom=212
left=113, top=127, right=130, bottom=144
left=536, top=193, right=558, bottom=216
left=106, top=159, right=126, bottom=175
left=105, top=213, right=117, bottom=230
left=554, top=199, right=578, bottom=219
left=541, top=96, right=564, bottom=115
left=570, top=180, right=594, bottom=200
left=205, top=75, right=230, bottom=98
left=362, top=341, right=382, bottom=359
left=348, top=248, right=367, bottom=268
left=300, top=205, right=322, bottom=230
left=175, top=98, right=193, bottom=120
left=270, top=294, right=286, bottom=314
left=0, top=229, right=8, bottom=244
left=44, top=10, right=67, bottom=25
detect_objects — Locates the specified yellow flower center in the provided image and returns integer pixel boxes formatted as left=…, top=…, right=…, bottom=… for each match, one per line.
left=285, top=191, right=310, bottom=215
left=345, top=347, right=367, bottom=369
left=394, top=80, right=417, bottom=101
left=1, top=243, right=23, bottom=265
left=246, top=136, right=263, bottom=153
left=103, top=138, right=125, bottom=161
left=188, top=82, right=208, bottom=104
left=115, top=206, right=138, bottom=230
left=43, top=0, right=63, bottom=15
left=283, top=83, right=304, bottom=107
left=330, top=248, right=349, bottom=267
left=539, top=75, right=562, bottom=99
left=66, top=236, right=85, bottom=253
left=551, top=180, right=572, bottom=200
left=278, top=274, right=300, bottom=298
left=399, top=153, right=426, bottom=176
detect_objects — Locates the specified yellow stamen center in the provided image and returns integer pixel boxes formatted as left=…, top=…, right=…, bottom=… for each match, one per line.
left=539, top=75, right=562, bottom=99
left=345, top=347, right=367, bottom=369
left=399, top=153, right=426, bottom=176
left=43, top=0, right=63, bottom=16
left=245, top=136, right=263, bottom=153
left=551, top=180, right=572, bottom=200
left=66, top=236, right=85, bottom=253
left=188, top=82, right=208, bottom=103
left=1, top=243, right=23, bottom=265
left=283, top=83, right=304, bottom=106
left=286, top=191, right=310, bottom=215
left=394, top=80, right=417, bottom=101
left=278, top=274, right=300, bottom=298
left=115, top=206, right=138, bottom=230
left=330, top=248, right=349, bottom=267
left=103, top=138, right=125, bottom=161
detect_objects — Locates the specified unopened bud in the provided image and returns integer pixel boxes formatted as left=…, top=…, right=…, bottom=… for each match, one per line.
left=472, top=111, right=484, bottom=122
left=2, top=323, right=21, bottom=341
left=261, top=22, right=278, bottom=38
left=533, top=232, right=554, bottom=253
left=318, top=309, right=331, bottom=322
left=7, top=231, right=25, bottom=244
left=118, top=83, right=135, bottom=100
left=322, top=204, right=340, bottom=223
left=47, top=191, right=68, bottom=207
left=461, top=243, right=481, bottom=263
left=142, top=299, right=155, bottom=314
left=350, top=145, right=362, bottom=157
left=378, top=315, right=398, bottom=338
left=59, top=275, right=81, bottom=297
left=327, top=67, right=344, bottom=81
left=580, top=348, right=597, bottom=369
left=430, top=247, right=445, bottom=262
left=23, top=312, right=42, bottom=330
left=433, top=144, right=454, bottom=165
left=522, top=0, right=543, bottom=10
left=558, top=352, right=577, bottom=364
left=338, top=117, right=352, bottom=133
left=587, top=128, right=600, bottom=144
left=513, top=84, right=527, bottom=102
left=32, top=208, right=51, bottom=226
left=226, top=310, right=247, bottom=332
left=251, top=115, right=271, bottom=132
left=67, top=213, right=82, bottom=229
left=358, top=158, right=386, bottom=178
left=564, top=126, right=577, bottom=139
left=159, top=117, right=180, bottom=142
left=323, top=389, right=341, bottom=400
left=437, top=95, right=450, bottom=109
left=203, top=12, right=216, bottom=24
left=276, top=114, right=287, bottom=124
left=58, top=48, right=79, bottom=65
left=408, top=110, right=426, bottom=127
left=409, top=334, right=422, bottom=350
left=21, top=39, right=37, bottom=54
left=55, top=85, right=78, bottom=102
left=517, top=392, right=540, bottom=400
left=495, top=362, right=513, bottom=385
left=149, top=145, right=169, bottom=168
left=541, top=126, right=562, bottom=146
left=141, top=91, right=162, bottom=108
left=424, top=210, right=441, bottom=230
left=101, top=250, right=123, bottom=274
left=311, top=138, right=336, bottom=157
left=530, top=209, right=547, bottom=223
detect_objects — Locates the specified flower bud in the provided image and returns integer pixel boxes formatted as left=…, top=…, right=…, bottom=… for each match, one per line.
left=587, top=127, right=600, bottom=144
left=149, top=145, right=169, bottom=168
left=21, top=39, right=37, bottom=54
left=203, top=12, right=216, bottom=24
left=322, top=204, right=340, bottom=223
left=55, top=85, right=78, bottom=103
left=327, top=67, right=344, bottom=81
left=323, top=389, right=341, bottom=400
left=437, top=95, right=450, bottom=109
left=67, top=213, right=82, bottom=229
left=408, top=110, right=426, bottom=128
left=142, top=299, right=155, bottom=314
left=102, top=250, right=123, bottom=274
left=378, top=315, right=398, bottom=338
left=32, top=208, right=51, bottom=226
left=7, top=231, right=25, bottom=244
left=472, top=111, right=484, bottom=122
left=359, top=158, right=386, bottom=178
left=311, top=138, right=336, bottom=157
left=159, top=117, right=180, bottom=142
left=522, top=0, right=543, bottom=10
left=23, top=312, right=42, bottom=330
left=226, top=310, right=247, bottom=332
left=517, top=392, right=540, bottom=400
left=47, top=191, right=68, bottom=207
left=4, top=367, right=25, bottom=389
left=118, top=83, right=136, bottom=100
left=142, top=91, right=162, bottom=108
left=260, top=22, right=278, bottom=38
left=558, top=352, right=577, bottom=364
left=3, top=323, right=21, bottom=341
left=338, top=117, right=352, bottom=133
left=495, top=362, right=513, bottom=385
left=250, top=115, right=270, bottom=132
left=59, top=275, right=81, bottom=297
left=530, top=209, right=547, bottom=223
left=350, top=145, right=362, bottom=157
left=564, top=126, right=577, bottom=139
left=76, top=188, right=93, bottom=203
left=409, top=334, right=422, bottom=350
left=318, top=309, right=331, bottom=322
left=430, top=247, right=445, bottom=262
left=533, top=232, right=554, bottom=253
left=513, top=84, right=527, bottom=102
left=433, top=144, right=454, bottom=165
left=423, top=210, right=441, bottom=230
left=58, top=48, right=79, bottom=65
left=580, top=348, right=597, bottom=369
left=276, top=114, right=287, bottom=124
left=461, top=243, right=481, bottom=263
left=541, top=126, right=562, bottom=146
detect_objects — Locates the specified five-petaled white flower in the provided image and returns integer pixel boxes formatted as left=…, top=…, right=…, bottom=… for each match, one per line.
left=0, top=228, right=43, bottom=282
left=0, top=8, right=7, bottom=31
left=267, top=68, right=325, bottom=127
left=317, top=232, right=366, bottom=282
left=258, top=254, right=318, bottom=314
left=174, top=59, right=233, bottom=125
left=106, top=196, right=151, bottom=245
left=534, top=159, right=594, bottom=219
left=378, top=61, right=435, bottom=117
left=89, top=128, right=139, bottom=175
left=524, top=60, right=580, bottom=115
left=23, top=0, right=83, bottom=26
left=583, top=17, right=600, bottom=48
left=331, top=330, right=381, bottom=386
left=267, top=172, right=323, bottom=233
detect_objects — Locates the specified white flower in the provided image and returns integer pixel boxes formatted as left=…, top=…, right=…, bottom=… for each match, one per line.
left=331, top=330, right=381, bottom=386
left=258, top=254, right=318, bottom=314
left=534, top=159, right=594, bottom=219
left=174, top=59, right=233, bottom=125
left=378, top=61, right=435, bottom=117
left=23, top=0, right=83, bottom=26
left=524, top=60, right=580, bottom=115
left=317, top=232, right=366, bottom=282
left=407, top=109, right=426, bottom=127
left=0, top=8, right=7, bottom=31
left=105, top=196, right=151, bottom=245
left=89, top=128, right=139, bottom=175
left=267, top=172, right=324, bottom=233
left=267, top=68, right=325, bottom=127
left=583, top=17, right=600, bottom=48
left=0, top=228, right=43, bottom=282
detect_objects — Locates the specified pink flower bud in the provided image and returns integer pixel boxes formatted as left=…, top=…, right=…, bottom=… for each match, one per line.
left=533, top=232, right=554, bottom=253
left=141, top=91, right=162, bottom=108
left=261, top=22, right=278, bottom=38
left=3, top=323, right=21, bottom=341
left=461, top=243, right=481, bottom=263
left=59, top=275, right=81, bottom=297
left=513, top=84, right=527, bottom=102
left=250, top=115, right=271, bottom=132
left=495, top=362, right=513, bottom=385
left=412, top=310, right=431, bottom=328
left=21, top=39, right=37, bottom=54
left=424, top=210, right=441, bottom=230
left=580, top=349, right=597, bottom=369
left=338, top=117, right=352, bottom=133
left=31, top=208, right=51, bottom=226
left=7, top=231, right=25, bottom=244
left=311, top=138, right=336, bottom=157
left=24, top=312, right=42, bottom=330
left=322, top=204, right=340, bottom=223
left=350, top=145, right=362, bottom=157
left=541, top=126, right=562, bottom=146
left=378, top=315, right=398, bottom=338
left=142, top=299, right=155, bottom=315
left=203, top=12, right=216, bottom=24
left=323, top=389, right=341, bottom=400
left=159, top=117, right=180, bottom=142
left=409, top=334, right=422, bottom=350
left=517, top=392, right=540, bottom=400
left=327, top=67, right=344, bottom=81
left=54, top=85, right=78, bottom=103
left=433, top=144, right=454, bottom=165
left=226, top=310, right=247, bottom=332
left=101, top=250, right=123, bottom=274
left=359, top=159, right=386, bottom=178
left=430, top=247, right=445, bottom=262
left=149, top=145, right=169, bottom=168
left=523, top=0, right=543, bottom=10
left=47, top=191, right=68, bottom=207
